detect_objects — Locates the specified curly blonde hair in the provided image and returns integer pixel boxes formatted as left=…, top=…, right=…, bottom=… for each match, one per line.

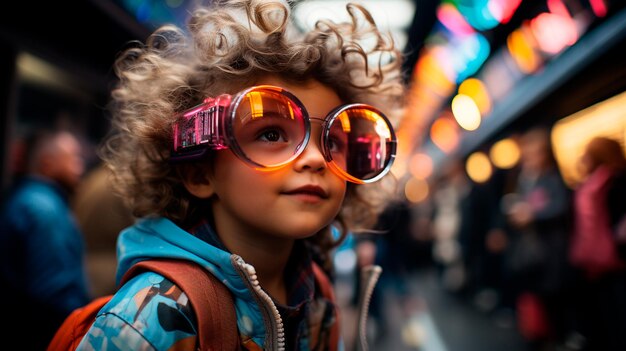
left=101, top=0, right=406, bottom=266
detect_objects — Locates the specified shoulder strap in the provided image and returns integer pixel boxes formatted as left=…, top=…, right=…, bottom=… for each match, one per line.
left=312, top=262, right=339, bottom=351
left=123, top=259, right=239, bottom=351
left=47, top=295, right=113, bottom=351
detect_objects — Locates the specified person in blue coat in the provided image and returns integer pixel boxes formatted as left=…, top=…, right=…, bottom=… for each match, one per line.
left=0, top=129, right=90, bottom=350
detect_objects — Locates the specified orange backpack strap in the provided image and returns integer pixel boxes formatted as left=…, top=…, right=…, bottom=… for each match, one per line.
left=47, top=295, right=113, bottom=350
left=124, top=259, right=239, bottom=351
left=312, top=262, right=339, bottom=351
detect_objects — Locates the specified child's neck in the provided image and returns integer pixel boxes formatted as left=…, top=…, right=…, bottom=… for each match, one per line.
left=222, top=234, right=294, bottom=305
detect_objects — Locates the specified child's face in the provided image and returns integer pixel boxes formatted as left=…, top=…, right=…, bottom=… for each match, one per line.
left=205, top=77, right=348, bottom=240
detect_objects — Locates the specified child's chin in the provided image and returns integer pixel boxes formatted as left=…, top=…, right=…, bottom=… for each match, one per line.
left=274, top=226, right=325, bottom=240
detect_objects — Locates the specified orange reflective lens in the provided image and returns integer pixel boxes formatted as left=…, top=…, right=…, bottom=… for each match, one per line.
left=230, top=89, right=308, bottom=168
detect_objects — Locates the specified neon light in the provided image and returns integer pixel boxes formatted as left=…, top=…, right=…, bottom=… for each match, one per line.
left=248, top=92, right=264, bottom=119
left=338, top=111, right=351, bottom=133
left=437, top=3, right=474, bottom=36
left=488, top=0, right=522, bottom=24
left=589, top=0, right=608, bottom=17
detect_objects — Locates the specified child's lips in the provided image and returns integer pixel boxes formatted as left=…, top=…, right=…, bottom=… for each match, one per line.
left=283, top=185, right=329, bottom=199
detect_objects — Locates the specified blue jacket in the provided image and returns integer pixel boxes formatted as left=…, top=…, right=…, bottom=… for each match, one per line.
left=76, top=217, right=340, bottom=350
left=0, top=176, right=90, bottom=311
left=0, top=176, right=91, bottom=349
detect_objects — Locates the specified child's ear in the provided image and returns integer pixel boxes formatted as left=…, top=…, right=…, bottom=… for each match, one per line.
left=179, top=164, right=215, bottom=199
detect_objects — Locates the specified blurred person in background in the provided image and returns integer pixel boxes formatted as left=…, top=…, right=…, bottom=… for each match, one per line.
left=502, top=127, right=573, bottom=350
left=432, top=157, right=505, bottom=314
left=430, top=160, right=468, bottom=295
left=0, top=129, right=91, bottom=350
left=569, top=136, right=626, bottom=351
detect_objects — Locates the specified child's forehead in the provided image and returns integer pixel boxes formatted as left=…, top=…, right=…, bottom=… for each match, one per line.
left=204, top=75, right=346, bottom=102
left=256, top=77, right=344, bottom=107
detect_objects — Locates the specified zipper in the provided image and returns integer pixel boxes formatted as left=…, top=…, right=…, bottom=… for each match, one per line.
left=355, top=265, right=383, bottom=351
left=231, top=255, right=286, bottom=351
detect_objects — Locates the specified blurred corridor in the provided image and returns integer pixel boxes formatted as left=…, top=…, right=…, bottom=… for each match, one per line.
left=336, top=267, right=529, bottom=351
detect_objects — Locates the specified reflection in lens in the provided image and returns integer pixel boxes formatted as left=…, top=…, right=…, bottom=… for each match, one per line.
left=248, top=91, right=265, bottom=119
left=326, top=107, right=395, bottom=183
left=232, top=89, right=307, bottom=168
left=337, top=111, right=351, bottom=132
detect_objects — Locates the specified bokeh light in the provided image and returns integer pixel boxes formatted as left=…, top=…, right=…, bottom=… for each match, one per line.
left=405, top=177, right=430, bottom=203
left=458, top=78, right=492, bottom=115
left=452, top=94, right=482, bottom=131
left=409, top=152, right=434, bottom=179
left=466, top=151, right=492, bottom=183
left=507, top=27, right=541, bottom=74
left=490, top=138, right=520, bottom=169
left=430, top=113, right=460, bottom=153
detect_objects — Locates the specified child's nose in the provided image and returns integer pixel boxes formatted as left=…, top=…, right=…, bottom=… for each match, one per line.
left=292, top=124, right=326, bottom=173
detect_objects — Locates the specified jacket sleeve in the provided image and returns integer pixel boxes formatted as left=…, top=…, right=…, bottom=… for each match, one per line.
left=76, top=272, right=199, bottom=351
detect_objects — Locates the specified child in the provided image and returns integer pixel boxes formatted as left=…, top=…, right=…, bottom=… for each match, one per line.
left=77, top=0, right=405, bottom=349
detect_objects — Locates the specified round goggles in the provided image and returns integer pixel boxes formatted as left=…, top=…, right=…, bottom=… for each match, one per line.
left=171, top=85, right=396, bottom=184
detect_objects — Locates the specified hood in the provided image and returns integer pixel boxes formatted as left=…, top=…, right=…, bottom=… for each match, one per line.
left=116, top=217, right=235, bottom=283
